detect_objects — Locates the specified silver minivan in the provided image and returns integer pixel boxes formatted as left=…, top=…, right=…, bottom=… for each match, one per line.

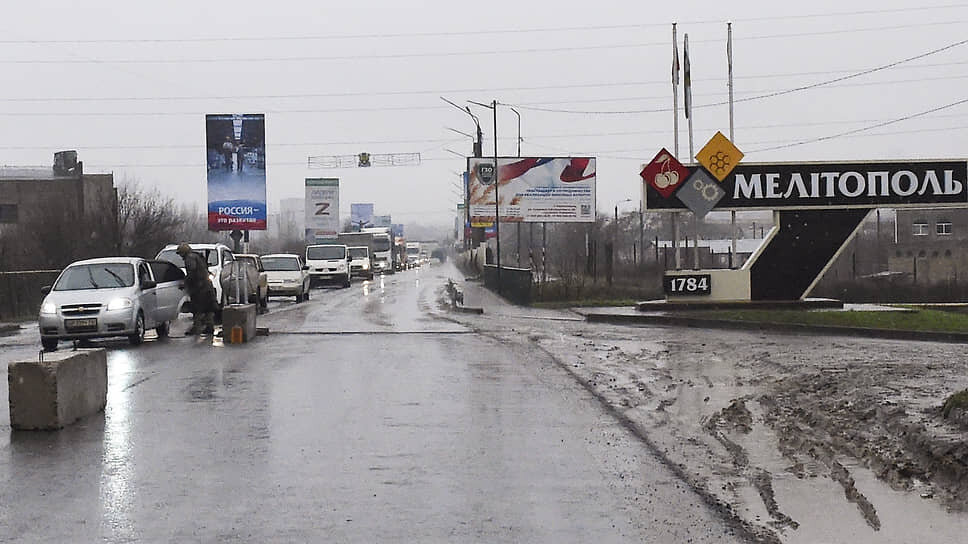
left=38, top=257, right=189, bottom=350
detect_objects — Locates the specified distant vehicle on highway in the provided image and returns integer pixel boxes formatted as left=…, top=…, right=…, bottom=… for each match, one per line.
left=347, top=245, right=373, bottom=280
left=38, top=257, right=188, bottom=350
left=305, top=243, right=351, bottom=288
left=406, top=242, right=421, bottom=267
left=261, top=253, right=311, bottom=302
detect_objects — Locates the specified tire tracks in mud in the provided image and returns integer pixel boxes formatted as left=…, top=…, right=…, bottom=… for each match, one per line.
left=431, top=302, right=784, bottom=543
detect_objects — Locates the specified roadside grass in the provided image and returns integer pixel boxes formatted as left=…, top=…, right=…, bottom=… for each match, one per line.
left=942, top=390, right=968, bottom=419
left=687, top=308, right=968, bottom=333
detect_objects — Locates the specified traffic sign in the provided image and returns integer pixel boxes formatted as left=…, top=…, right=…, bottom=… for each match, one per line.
left=641, top=148, right=689, bottom=198
left=696, top=131, right=743, bottom=182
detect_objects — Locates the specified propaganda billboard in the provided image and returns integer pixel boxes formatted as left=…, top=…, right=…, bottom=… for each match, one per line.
left=205, top=113, right=267, bottom=230
left=350, top=203, right=374, bottom=230
left=467, top=157, right=596, bottom=222
left=304, top=178, right=339, bottom=242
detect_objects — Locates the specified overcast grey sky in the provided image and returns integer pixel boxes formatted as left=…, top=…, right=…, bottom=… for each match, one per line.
left=1, top=1, right=966, bottom=228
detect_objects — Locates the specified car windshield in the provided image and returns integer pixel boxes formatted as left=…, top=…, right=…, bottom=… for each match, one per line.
left=348, top=247, right=368, bottom=259
left=306, top=246, right=345, bottom=260
left=156, top=247, right=219, bottom=268
left=407, top=247, right=420, bottom=255
left=262, top=257, right=301, bottom=271
left=54, top=263, right=135, bottom=291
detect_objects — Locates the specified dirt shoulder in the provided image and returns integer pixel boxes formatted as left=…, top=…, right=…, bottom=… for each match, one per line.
left=438, top=286, right=968, bottom=543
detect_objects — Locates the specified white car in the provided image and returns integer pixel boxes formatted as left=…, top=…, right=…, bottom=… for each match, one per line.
left=38, top=257, right=189, bottom=350
left=261, top=254, right=311, bottom=302
left=155, top=243, right=235, bottom=310
left=305, top=244, right=351, bottom=288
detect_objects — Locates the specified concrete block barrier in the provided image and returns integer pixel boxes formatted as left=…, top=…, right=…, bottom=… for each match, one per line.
left=223, top=303, right=257, bottom=344
left=8, top=348, right=108, bottom=430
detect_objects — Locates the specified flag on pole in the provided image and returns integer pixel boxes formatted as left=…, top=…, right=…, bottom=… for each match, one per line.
left=672, top=30, right=680, bottom=85
left=683, top=34, right=692, bottom=119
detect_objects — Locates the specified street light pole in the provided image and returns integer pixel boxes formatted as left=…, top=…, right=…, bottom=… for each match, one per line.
left=469, top=99, right=502, bottom=294
left=510, top=106, right=522, bottom=267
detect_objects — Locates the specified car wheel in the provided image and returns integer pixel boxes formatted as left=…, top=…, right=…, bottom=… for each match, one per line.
left=156, top=321, right=170, bottom=339
left=343, top=275, right=351, bottom=288
left=128, top=312, right=145, bottom=345
left=303, top=286, right=310, bottom=300
left=41, top=337, right=58, bottom=351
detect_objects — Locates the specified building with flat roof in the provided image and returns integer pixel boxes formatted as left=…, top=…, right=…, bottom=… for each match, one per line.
left=0, top=151, right=117, bottom=230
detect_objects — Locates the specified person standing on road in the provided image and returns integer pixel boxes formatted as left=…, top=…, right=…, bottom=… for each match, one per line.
left=177, top=243, right=216, bottom=335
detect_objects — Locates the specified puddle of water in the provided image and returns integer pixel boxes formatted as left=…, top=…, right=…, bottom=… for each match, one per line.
left=734, top=404, right=968, bottom=543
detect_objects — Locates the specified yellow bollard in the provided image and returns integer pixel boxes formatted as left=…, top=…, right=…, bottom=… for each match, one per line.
left=229, top=325, right=244, bottom=344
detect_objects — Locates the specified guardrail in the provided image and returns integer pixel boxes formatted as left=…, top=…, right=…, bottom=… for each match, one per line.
left=0, top=270, right=61, bottom=321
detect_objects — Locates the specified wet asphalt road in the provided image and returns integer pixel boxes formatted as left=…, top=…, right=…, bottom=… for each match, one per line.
left=0, top=263, right=745, bottom=543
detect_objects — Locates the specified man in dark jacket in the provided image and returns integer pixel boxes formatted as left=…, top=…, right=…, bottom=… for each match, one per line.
left=176, top=243, right=216, bottom=335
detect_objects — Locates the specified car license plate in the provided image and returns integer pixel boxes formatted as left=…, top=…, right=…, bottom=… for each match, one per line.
left=65, top=318, right=97, bottom=330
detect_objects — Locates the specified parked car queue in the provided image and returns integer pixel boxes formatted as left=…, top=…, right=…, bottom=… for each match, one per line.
left=36, top=242, right=400, bottom=351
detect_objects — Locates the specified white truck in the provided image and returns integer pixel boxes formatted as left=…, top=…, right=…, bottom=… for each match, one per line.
left=405, top=241, right=421, bottom=267
left=359, top=227, right=394, bottom=274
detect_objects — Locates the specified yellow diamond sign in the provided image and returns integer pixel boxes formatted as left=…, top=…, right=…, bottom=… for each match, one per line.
left=696, top=131, right=744, bottom=182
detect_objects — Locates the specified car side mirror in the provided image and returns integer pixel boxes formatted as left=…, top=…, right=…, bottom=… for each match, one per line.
left=302, top=265, right=309, bottom=270
left=142, top=279, right=157, bottom=290
left=347, top=256, right=352, bottom=262
left=41, top=285, right=51, bottom=295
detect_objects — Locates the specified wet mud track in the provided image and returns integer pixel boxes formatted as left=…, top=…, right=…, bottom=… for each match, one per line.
left=437, top=281, right=968, bottom=543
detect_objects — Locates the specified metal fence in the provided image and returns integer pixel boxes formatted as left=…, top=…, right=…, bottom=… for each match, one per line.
left=0, top=270, right=61, bottom=321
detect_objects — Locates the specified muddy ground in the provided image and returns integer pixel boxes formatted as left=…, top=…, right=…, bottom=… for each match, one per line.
left=438, top=287, right=968, bottom=543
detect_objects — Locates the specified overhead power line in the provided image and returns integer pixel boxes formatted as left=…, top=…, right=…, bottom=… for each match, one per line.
left=747, top=97, right=968, bottom=153
left=2, top=21, right=968, bottom=64
left=507, top=38, right=968, bottom=114
left=2, top=61, right=967, bottom=103
left=0, top=4, right=965, bottom=44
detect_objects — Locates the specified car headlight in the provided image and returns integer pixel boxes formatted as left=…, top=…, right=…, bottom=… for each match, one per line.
left=40, top=302, right=57, bottom=315
left=107, top=297, right=133, bottom=311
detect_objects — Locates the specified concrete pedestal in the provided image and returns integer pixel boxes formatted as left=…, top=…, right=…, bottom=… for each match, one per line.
left=8, top=348, right=107, bottom=430
left=222, top=303, right=257, bottom=344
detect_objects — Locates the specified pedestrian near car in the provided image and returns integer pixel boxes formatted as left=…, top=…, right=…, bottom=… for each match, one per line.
left=176, top=243, right=216, bottom=335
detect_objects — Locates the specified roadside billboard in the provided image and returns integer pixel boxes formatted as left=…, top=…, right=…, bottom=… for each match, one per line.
left=205, top=113, right=267, bottom=230
left=372, top=215, right=392, bottom=228
left=350, top=203, right=374, bottom=230
left=466, top=157, right=596, bottom=223
left=304, top=178, right=339, bottom=242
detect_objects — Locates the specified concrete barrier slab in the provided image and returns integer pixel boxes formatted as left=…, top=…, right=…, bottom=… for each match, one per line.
left=223, top=303, right=257, bottom=343
left=8, top=348, right=107, bottom=430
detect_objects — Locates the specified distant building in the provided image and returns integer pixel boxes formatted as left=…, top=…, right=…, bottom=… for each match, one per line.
left=0, top=151, right=117, bottom=231
left=888, top=208, right=968, bottom=284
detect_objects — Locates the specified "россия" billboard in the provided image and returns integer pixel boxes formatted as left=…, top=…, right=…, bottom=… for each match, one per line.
left=206, top=113, right=267, bottom=230
left=467, top=157, right=596, bottom=222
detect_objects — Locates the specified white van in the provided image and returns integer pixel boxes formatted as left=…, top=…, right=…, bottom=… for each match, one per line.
left=305, top=244, right=351, bottom=288
left=347, top=246, right=373, bottom=280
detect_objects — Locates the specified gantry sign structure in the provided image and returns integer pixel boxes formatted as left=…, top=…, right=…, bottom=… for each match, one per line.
left=642, top=131, right=968, bottom=302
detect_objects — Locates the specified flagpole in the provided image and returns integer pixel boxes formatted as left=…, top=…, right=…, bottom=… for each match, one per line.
left=672, top=22, right=681, bottom=271
left=728, top=21, right=738, bottom=268
left=684, top=33, right=699, bottom=270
